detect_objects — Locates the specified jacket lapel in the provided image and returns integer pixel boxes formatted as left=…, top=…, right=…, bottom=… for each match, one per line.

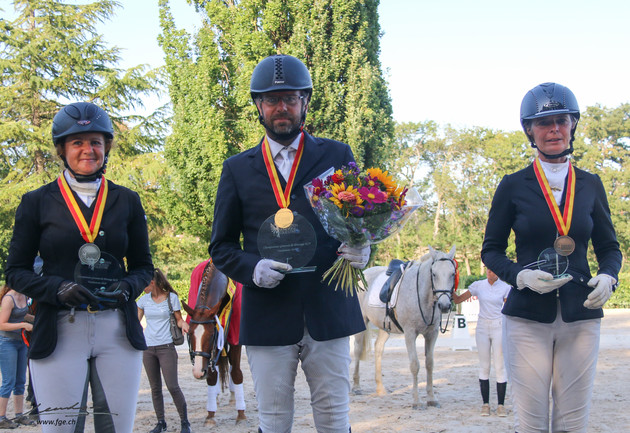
left=293, top=132, right=327, bottom=187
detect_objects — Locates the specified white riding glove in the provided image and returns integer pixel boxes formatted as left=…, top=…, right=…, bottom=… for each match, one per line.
left=338, top=243, right=371, bottom=269
left=516, top=269, right=572, bottom=294
left=584, top=274, right=616, bottom=309
left=253, top=259, right=292, bottom=288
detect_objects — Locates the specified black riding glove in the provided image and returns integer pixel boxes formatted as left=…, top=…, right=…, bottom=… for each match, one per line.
left=97, top=281, right=131, bottom=308
left=57, top=281, right=99, bottom=308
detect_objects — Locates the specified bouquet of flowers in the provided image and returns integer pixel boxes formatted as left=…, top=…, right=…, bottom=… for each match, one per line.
left=304, top=162, right=423, bottom=296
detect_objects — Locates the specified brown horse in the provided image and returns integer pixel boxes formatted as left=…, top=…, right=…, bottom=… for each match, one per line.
left=181, top=261, right=246, bottom=425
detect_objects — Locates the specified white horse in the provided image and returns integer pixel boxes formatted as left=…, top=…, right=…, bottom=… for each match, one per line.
left=352, top=245, right=457, bottom=409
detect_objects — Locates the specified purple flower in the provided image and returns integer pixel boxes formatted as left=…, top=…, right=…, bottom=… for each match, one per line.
left=350, top=206, right=365, bottom=217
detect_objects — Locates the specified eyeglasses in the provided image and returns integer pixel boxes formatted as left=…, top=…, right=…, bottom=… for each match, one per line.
left=258, top=95, right=305, bottom=106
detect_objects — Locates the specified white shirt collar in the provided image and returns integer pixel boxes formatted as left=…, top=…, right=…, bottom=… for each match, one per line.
left=266, top=134, right=301, bottom=160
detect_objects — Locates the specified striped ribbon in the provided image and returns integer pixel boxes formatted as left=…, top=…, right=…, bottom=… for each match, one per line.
left=532, top=158, right=575, bottom=236
left=261, top=133, right=305, bottom=209
left=57, top=175, right=108, bottom=243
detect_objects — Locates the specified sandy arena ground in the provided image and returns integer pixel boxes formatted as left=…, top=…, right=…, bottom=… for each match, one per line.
left=5, top=309, right=629, bottom=432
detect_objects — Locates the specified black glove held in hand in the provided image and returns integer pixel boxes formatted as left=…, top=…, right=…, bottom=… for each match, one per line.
left=97, top=281, right=131, bottom=308
left=57, top=281, right=99, bottom=308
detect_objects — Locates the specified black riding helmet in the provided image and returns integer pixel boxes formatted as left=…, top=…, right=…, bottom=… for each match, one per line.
left=52, top=102, right=114, bottom=182
left=250, top=54, right=313, bottom=100
left=520, top=82, right=580, bottom=159
left=250, top=55, right=312, bottom=132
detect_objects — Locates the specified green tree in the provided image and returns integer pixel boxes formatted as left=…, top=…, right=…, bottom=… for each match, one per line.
left=159, top=0, right=393, bottom=241
left=0, top=0, right=163, bottom=277
left=575, top=103, right=630, bottom=306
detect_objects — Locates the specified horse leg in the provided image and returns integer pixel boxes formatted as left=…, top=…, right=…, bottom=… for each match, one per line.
left=352, top=329, right=368, bottom=394
left=423, top=331, right=440, bottom=407
left=205, top=372, right=219, bottom=426
left=228, top=345, right=246, bottom=422
left=403, top=330, right=421, bottom=409
left=374, top=329, right=390, bottom=396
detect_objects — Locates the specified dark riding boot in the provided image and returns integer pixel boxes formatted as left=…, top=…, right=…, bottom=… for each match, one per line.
left=181, top=419, right=192, bottom=433
left=479, top=379, right=490, bottom=404
left=497, top=381, right=507, bottom=405
left=149, top=420, right=167, bottom=433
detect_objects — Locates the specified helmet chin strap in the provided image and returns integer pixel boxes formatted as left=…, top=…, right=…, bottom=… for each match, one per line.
left=529, top=129, right=576, bottom=160
left=62, top=154, right=108, bottom=182
left=532, top=142, right=574, bottom=160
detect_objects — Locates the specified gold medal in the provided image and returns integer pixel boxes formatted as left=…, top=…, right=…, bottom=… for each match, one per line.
left=554, top=235, right=575, bottom=256
left=274, top=208, right=294, bottom=228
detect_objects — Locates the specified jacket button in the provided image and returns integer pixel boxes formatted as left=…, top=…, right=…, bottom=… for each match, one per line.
left=291, top=194, right=297, bottom=200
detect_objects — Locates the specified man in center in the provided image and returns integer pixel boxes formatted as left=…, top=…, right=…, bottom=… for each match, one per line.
left=209, top=54, right=370, bottom=433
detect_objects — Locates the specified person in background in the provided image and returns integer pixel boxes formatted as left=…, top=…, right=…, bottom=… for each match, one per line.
left=5, top=101, right=154, bottom=432
left=481, top=82, right=622, bottom=433
left=209, top=54, right=370, bottom=433
left=0, top=285, right=35, bottom=428
left=452, top=268, right=511, bottom=417
left=138, top=268, right=191, bottom=433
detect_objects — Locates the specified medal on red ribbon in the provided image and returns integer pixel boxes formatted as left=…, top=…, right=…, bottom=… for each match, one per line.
left=532, top=158, right=576, bottom=256
left=261, top=133, right=305, bottom=228
left=58, top=175, right=108, bottom=264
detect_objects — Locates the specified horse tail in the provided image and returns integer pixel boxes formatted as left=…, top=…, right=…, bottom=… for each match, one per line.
left=218, top=351, right=230, bottom=392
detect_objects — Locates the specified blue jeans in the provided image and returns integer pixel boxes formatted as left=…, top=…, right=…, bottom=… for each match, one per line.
left=0, top=335, right=28, bottom=398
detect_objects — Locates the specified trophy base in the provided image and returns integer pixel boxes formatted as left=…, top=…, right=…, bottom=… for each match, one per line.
left=280, top=266, right=317, bottom=274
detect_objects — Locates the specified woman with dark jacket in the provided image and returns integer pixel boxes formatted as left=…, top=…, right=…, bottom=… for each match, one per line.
left=5, top=102, right=153, bottom=432
left=481, top=83, right=621, bottom=433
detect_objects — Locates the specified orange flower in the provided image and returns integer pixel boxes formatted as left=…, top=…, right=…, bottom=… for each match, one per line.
left=330, top=183, right=363, bottom=209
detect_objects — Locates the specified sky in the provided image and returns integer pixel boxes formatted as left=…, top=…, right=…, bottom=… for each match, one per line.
left=8, top=0, right=630, bottom=132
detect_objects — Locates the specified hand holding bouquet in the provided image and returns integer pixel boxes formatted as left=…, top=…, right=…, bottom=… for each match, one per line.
left=304, top=163, right=422, bottom=296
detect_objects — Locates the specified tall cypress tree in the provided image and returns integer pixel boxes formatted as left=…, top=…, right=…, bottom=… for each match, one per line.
left=159, top=0, right=393, bottom=240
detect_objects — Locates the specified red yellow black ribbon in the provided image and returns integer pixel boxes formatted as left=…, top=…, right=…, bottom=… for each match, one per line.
left=532, top=158, right=575, bottom=236
left=261, top=133, right=304, bottom=209
left=58, top=175, right=108, bottom=243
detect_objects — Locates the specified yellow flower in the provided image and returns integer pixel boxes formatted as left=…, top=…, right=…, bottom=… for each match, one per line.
left=367, top=167, right=397, bottom=193
left=330, top=183, right=364, bottom=209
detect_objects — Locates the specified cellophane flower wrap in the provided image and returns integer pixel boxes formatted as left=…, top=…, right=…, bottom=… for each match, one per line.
left=304, top=163, right=423, bottom=296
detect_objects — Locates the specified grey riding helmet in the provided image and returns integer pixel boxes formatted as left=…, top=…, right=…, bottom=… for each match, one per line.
left=520, top=83, right=581, bottom=159
left=52, top=102, right=114, bottom=146
left=250, top=54, right=313, bottom=102
left=520, top=82, right=580, bottom=139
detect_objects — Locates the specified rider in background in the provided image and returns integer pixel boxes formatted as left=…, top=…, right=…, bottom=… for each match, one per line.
left=482, top=83, right=621, bottom=433
left=209, top=54, right=370, bottom=433
left=138, top=268, right=191, bottom=433
left=452, top=268, right=510, bottom=417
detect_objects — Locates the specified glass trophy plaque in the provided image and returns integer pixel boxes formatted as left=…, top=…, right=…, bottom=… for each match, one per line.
left=258, top=212, right=317, bottom=273
left=74, top=251, right=124, bottom=300
left=525, top=247, right=569, bottom=278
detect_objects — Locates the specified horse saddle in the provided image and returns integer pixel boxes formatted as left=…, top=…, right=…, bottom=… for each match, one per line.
left=379, top=259, right=409, bottom=303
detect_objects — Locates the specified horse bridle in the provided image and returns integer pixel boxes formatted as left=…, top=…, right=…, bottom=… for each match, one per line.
left=187, top=307, right=222, bottom=374
left=416, top=257, right=458, bottom=333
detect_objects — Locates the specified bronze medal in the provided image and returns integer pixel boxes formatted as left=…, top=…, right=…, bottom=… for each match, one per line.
left=554, top=235, right=575, bottom=256
left=78, top=242, right=101, bottom=267
left=274, top=208, right=294, bottom=228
